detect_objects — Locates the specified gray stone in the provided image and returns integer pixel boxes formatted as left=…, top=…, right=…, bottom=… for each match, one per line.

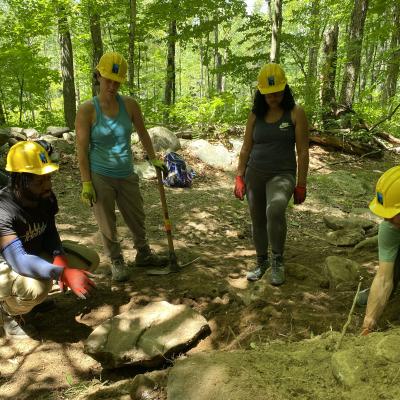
left=376, top=335, right=400, bottom=363
left=186, top=139, right=236, bottom=171
left=323, top=215, right=375, bottom=231
left=134, top=161, right=156, bottom=180
left=325, top=227, right=365, bottom=246
left=353, top=235, right=378, bottom=251
left=84, top=301, right=210, bottom=369
left=62, top=132, right=75, bottom=142
left=331, top=350, right=364, bottom=388
left=46, top=126, right=70, bottom=137
left=22, top=128, right=39, bottom=138
left=324, top=255, right=360, bottom=287
left=148, top=126, right=181, bottom=152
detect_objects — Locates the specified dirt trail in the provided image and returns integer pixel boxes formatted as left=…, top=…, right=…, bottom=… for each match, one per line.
left=0, top=145, right=399, bottom=400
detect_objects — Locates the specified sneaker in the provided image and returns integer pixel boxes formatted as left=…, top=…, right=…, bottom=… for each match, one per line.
left=356, top=288, right=370, bottom=307
left=135, top=246, right=168, bottom=267
left=111, top=258, right=130, bottom=282
left=270, top=254, right=285, bottom=286
left=1, top=307, right=36, bottom=339
left=247, top=256, right=269, bottom=282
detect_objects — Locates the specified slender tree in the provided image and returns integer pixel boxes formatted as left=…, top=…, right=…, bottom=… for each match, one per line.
left=320, top=23, right=339, bottom=117
left=382, top=1, right=400, bottom=103
left=164, top=19, right=177, bottom=120
left=57, top=3, right=76, bottom=129
left=339, top=0, right=369, bottom=109
left=270, top=0, right=282, bottom=63
left=128, top=0, right=137, bottom=95
left=88, top=1, right=103, bottom=96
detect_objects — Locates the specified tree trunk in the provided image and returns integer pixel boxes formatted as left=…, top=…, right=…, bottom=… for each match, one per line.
left=339, top=0, right=369, bottom=109
left=58, top=10, right=76, bottom=129
left=383, top=2, right=400, bottom=103
left=128, top=0, right=137, bottom=95
left=214, top=24, right=223, bottom=93
left=320, top=23, right=339, bottom=116
left=270, top=0, right=282, bottom=63
left=305, top=0, right=320, bottom=105
left=164, top=20, right=176, bottom=121
left=89, top=6, right=103, bottom=96
left=0, top=97, right=5, bottom=125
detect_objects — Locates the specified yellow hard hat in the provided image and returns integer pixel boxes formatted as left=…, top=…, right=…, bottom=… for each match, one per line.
left=96, top=52, right=127, bottom=83
left=6, top=141, right=59, bottom=175
left=369, top=166, right=400, bottom=219
left=257, top=63, right=287, bottom=94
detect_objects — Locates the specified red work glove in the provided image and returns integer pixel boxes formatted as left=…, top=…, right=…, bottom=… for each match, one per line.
left=360, top=327, right=371, bottom=336
left=234, top=176, right=246, bottom=200
left=59, top=268, right=96, bottom=299
left=293, top=185, right=306, bottom=205
left=53, top=254, right=69, bottom=292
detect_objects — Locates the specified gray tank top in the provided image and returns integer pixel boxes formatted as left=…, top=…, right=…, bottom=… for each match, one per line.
left=247, top=109, right=296, bottom=175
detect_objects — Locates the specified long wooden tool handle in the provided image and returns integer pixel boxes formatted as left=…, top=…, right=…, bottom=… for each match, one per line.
left=156, top=168, right=175, bottom=254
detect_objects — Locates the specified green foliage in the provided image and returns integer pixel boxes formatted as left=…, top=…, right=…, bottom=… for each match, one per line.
left=167, top=92, right=250, bottom=131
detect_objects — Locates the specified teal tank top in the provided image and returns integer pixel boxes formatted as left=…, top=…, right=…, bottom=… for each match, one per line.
left=89, top=94, right=134, bottom=178
left=248, top=109, right=296, bottom=175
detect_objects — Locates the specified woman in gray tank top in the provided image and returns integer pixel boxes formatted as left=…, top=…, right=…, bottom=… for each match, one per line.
left=234, top=63, right=309, bottom=286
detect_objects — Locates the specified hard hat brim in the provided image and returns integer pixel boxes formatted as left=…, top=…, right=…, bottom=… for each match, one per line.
left=5, top=163, right=59, bottom=175
left=369, top=198, right=400, bottom=219
left=98, top=70, right=126, bottom=83
left=258, top=82, right=287, bottom=95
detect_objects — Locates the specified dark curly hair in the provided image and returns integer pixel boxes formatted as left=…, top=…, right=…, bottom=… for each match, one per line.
left=251, top=85, right=296, bottom=118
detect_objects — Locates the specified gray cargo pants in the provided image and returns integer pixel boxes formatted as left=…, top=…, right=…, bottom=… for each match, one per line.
left=245, top=166, right=295, bottom=257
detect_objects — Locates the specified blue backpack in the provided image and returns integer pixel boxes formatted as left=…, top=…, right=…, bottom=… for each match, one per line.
left=163, top=152, right=193, bottom=188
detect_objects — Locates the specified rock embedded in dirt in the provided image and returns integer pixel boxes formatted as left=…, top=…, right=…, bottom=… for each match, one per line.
left=325, top=227, right=365, bottom=246
left=353, top=235, right=378, bottom=251
left=323, top=215, right=375, bottom=231
left=46, top=126, right=71, bottom=137
left=323, top=256, right=360, bottom=288
left=83, top=301, right=211, bottom=369
left=331, top=349, right=365, bottom=388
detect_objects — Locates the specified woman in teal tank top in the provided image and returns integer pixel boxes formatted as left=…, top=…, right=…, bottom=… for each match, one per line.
left=75, top=52, right=167, bottom=282
left=234, top=63, right=309, bottom=286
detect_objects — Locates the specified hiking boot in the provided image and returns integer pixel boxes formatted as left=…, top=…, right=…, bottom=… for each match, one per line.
left=247, top=256, right=269, bottom=282
left=356, top=288, right=370, bottom=307
left=111, top=258, right=130, bottom=282
left=270, top=254, right=285, bottom=286
left=135, top=246, right=168, bottom=268
left=1, top=307, right=36, bottom=339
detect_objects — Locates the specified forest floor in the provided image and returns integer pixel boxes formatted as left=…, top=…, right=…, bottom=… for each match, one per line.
left=0, top=142, right=399, bottom=400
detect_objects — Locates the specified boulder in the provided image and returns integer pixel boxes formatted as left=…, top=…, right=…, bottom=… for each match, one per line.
left=186, top=139, right=236, bottom=171
left=323, top=215, right=375, bottom=231
left=323, top=255, right=360, bottom=288
left=46, top=126, right=70, bottom=137
left=353, top=235, right=378, bottom=251
left=134, top=161, right=156, bottom=180
left=148, top=126, right=181, bottom=153
left=331, top=350, right=365, bottom=388
left=22, top=128, right=39, bottom=139
left=325, top=227, right=365, bottom=246
left=84, top=301, right=211, bottom=369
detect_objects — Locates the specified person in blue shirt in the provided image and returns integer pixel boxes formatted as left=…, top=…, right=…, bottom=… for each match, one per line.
left=0, top=141, right=98, bottom=338
left=75, top=52, right=167, bottom=282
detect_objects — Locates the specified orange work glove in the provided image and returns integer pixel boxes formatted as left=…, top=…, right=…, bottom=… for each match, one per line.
left=59, top=268, right=96, bottom=299
left=293, top=185, right=306, bottom=205
left=234, top=176, right=246, bottom=200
